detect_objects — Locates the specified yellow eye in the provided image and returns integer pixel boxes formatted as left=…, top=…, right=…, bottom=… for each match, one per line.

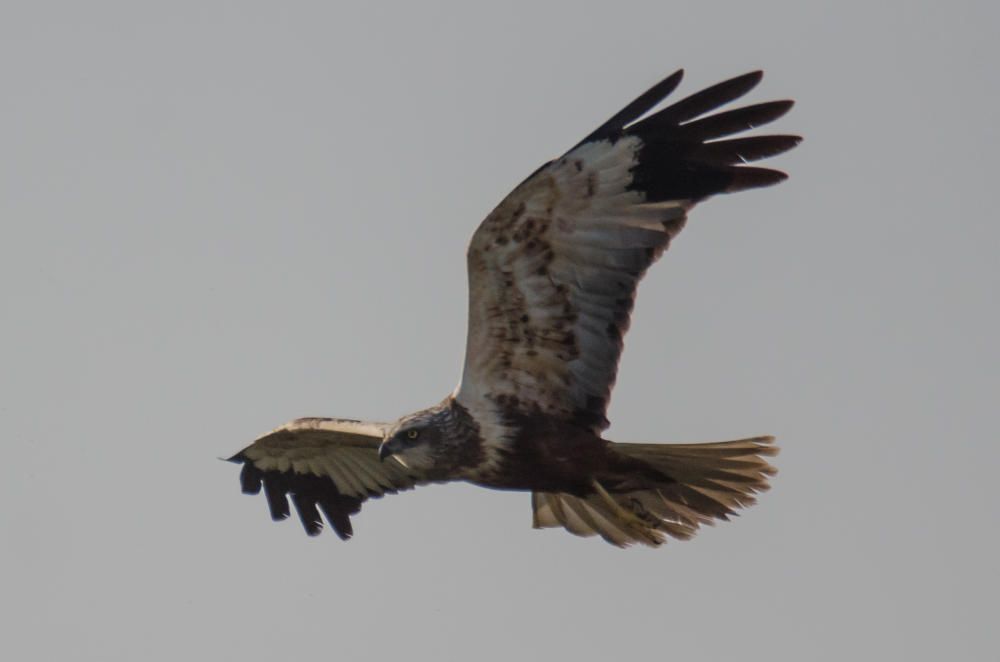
left=406, top=429, right=420, bottom=440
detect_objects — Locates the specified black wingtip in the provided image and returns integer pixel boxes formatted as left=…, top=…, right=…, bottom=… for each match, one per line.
left=661, top=68, right=685, bottom=92
left=693, top=134, right=802, bottom=165
left=574, top=68, right=686, bottom=148
left=230, top=451, right=366, bottom=540
left=318, top=501, right=355, bottom=540
left=262, top=478, right=291, bottom=521
left=238, top=461, right=263, bottom=495
left=680, top=99, right=795, bottom=141
left=615, top=69, right=686, bottom=129
left=726, top=167, right=789, bottom=192
left=724, top=70, right=764, bottom=96
left=613, top=70, right=798, bottom=203
left=644, top=70, right=767, bottom=127
left=292, top=492, right=325, bottom=536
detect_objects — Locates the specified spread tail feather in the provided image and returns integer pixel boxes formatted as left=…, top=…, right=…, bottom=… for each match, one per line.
left=532, top=436, right=777, bottom=548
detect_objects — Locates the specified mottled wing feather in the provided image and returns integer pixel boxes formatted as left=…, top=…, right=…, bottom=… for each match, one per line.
left=228, top=418, right=427, bottom=539
left=457, top=70, right=799, bottom=432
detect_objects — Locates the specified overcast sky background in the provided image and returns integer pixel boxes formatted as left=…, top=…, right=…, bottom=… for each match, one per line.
left=2, top=2, right=997, bottom=660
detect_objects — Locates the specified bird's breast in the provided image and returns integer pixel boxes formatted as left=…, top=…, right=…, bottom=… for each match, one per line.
left=467, top=420, right=608, bottom=494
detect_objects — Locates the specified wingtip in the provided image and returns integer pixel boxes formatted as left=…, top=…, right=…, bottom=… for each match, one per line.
left=761, top=98, right=796, bottom=121
left=766, top=99, right=796, bottom=123
left=726, top=167, right=790, bottom=193
left=732, top=69, right=765, bottom=95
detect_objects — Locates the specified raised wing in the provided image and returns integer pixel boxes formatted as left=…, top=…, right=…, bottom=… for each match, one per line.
left=228, top=417, right=427, bottom=539
left=456, top=70, right=798, bottom=432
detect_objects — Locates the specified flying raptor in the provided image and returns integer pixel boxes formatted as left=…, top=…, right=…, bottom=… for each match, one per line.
left=228, top=69, right=798, bottom=547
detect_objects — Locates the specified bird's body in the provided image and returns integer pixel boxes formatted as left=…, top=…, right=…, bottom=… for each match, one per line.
left=229, top=68, right=798, bottom=547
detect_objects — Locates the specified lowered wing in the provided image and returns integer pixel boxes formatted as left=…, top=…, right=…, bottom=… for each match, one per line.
left=228, top=417, right=427, bottom=539
left=456, top=70, right=798, bottom=432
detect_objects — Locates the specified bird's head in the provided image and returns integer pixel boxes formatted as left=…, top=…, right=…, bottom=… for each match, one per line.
left=379, top=408, right=447, bottom=473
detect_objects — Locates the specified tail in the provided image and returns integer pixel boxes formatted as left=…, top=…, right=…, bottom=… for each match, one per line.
left=532, top=436, right=777, bottom=548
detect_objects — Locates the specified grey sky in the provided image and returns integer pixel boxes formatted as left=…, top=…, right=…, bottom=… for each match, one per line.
left=2, top=2, right=997, bottom=660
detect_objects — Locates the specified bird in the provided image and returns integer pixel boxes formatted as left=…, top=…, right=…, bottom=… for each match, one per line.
left=228, top=68, right=799, bottom=547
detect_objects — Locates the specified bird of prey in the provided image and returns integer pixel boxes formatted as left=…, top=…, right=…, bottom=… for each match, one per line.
left=228, top=68, right=798, bottom=547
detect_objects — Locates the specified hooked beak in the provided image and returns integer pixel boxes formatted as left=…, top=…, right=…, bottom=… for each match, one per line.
left=378, top=438, right=401, bottom=463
